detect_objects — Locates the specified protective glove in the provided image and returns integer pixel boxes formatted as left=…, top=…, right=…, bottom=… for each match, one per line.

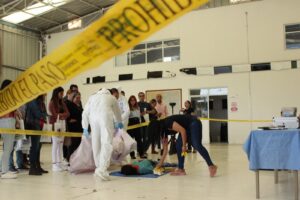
left=83, top=128, right=89, bottom=138
left=117, top=122, right=124, bottom=129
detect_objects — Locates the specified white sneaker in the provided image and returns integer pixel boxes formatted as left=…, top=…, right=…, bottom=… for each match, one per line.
left=59, top=163, right=68, bottom=171
left=94, top=170, right=110, bottom=181
left=1, top=172, right=17, bottom=179
left=52, top=164, right=63, bottom=172
left=62, top=159, right=69, bottom=167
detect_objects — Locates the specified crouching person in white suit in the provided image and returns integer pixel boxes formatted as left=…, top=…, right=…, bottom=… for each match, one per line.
left=82, top=88, right=123, bottom=181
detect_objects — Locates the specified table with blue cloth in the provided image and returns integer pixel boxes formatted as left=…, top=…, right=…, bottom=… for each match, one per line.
left=244, top=129, right=300, bottom=200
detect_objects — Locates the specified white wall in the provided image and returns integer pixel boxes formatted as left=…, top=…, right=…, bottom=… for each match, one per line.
left=46, top=0, right=300, bottom=144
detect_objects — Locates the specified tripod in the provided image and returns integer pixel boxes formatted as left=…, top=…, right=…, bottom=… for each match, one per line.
left=168, top=103, right=177, bottom=155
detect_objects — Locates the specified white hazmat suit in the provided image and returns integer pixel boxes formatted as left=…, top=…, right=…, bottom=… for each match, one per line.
left=82, top=88, right=122, bottom=180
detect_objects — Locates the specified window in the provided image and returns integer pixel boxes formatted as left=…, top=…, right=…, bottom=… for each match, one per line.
left=251, top=63, right=271, bottom=71
left=214, top=66, right=232, bottom=74
left=291, top=60, right=298, bottom=69
left=285, top=24, right=300, bottom=49
left=115, top=39, right=180, bottom=66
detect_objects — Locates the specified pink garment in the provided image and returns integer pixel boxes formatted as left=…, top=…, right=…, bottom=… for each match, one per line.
left=69, top=136, right=96, bottom=174
left=111, top=129, right=137, bottom=164
left=48, top=100, right=70, bottom=124
left=155, top=102, right=168, bottom=118
left=69, top=130, right=137, bottom=174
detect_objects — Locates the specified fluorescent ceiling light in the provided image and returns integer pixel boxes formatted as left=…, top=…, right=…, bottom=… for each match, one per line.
left=2, top=12, right=33, bottom=24
left=68, top=19, right=82, bottom=29
left=26, top=3, right=53, bottom=15
left=2, top=0, right=68, bottom=24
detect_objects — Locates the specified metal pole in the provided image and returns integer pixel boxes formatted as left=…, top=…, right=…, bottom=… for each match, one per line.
left=274, top=170, right=279, bottom=184
left=256, top=170, right=260, bottom=199
left=294, top=170, right=298, bottom=200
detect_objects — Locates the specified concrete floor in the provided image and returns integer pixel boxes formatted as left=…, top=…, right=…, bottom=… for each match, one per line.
left=0, top=144, right=298, bottom=200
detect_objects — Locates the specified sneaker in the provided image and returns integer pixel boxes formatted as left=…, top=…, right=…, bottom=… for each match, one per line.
left=1, top=172, right=17, bottom=179
left=29, top=168, right=42, bottom=176
left=59, top=163, right=68, bottom=171
left=52, top=164, right=63, bottom=172
left=9, top=167, right=19, bottom=174
left=209, top=165, right=217, bottom=177
left=37, top=167, right=49, bottom=174
left=62, top=159, right=69, bottom=167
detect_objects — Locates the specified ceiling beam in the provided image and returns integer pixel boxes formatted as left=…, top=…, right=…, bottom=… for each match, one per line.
left=37, top=0, right=81, bottom=18
left=79, top=0, right=101, bottom=10
left=1, top=0, right=37, bottom=17
left=45, top=9, right=103, bottom=33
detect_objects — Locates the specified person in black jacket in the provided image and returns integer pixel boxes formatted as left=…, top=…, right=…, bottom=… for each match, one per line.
left=25, top=94, right=48, bottom=175
left=66, top=91, right=83, bottom=160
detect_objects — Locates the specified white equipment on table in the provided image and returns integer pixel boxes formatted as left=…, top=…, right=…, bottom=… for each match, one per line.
left=272, top=117, right=299, bottom=129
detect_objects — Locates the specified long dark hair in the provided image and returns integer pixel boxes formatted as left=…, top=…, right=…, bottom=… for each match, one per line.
left=128, top=95, right=139, bottom=111
left=185, top=100, right=192, bottom=108
left=36, top=94, right=46, bottom=112
left=1, top=79, right=12, bottom=90
left=51, top=87, right=64, bottom=111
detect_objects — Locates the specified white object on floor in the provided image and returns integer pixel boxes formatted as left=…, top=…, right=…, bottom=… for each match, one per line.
left=1, top=172, right=17, bottom=179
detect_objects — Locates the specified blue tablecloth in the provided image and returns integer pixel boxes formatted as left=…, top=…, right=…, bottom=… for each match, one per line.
left=244, top=129, right=300, bottom=170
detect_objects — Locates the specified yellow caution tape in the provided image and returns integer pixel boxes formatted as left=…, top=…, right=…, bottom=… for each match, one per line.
left=126, top=121, right=149, bottom=130
left=199, top=118, right=272, bottom=123
left=0, top=0, right=209, bottom=117
left=181, top=151, right=187, bottom=157
left=0, top=128, right=82, bottom=137
left=0, top=117, right=272, bottom=137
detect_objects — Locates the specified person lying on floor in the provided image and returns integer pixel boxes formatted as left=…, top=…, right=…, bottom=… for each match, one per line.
left=120, top=159, right=177, bottom=175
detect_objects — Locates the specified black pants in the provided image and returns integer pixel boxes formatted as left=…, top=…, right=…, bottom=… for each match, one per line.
left=128, top=117, right=143, bottom=157
left=63, top=145, right=69, bottom=161
left=69, top=137, right=81, bottom=157
left=29, top=135, right=41, bottom=168
left=37, top=143, right=42, bottom=165
left=147, top=119, right=161, bottom=150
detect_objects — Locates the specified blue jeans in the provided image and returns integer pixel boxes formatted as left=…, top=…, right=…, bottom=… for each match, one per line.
left=9, top=145, right=24, bottom=169
left=0, top=118, right=16, bottom=173
left=176, top=119, right=214, bottom=169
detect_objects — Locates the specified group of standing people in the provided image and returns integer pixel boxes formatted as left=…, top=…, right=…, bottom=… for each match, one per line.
left=1, top=80, right=217, bottom=180
left=126, top=92, right=169, bottom=159
left=0, top=80, right=48, bottom=178
left=0, top=81, right=84, bottom=179
left=49, top=85, right=83, bottom=172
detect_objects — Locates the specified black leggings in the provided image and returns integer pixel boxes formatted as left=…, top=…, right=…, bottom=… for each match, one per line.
left=128, top=117, right=143, bottom=156
left=147, top=119, right=161, bottom=149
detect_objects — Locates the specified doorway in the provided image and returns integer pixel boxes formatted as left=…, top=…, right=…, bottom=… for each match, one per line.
left=190, top=87, right=228, bottom=143
left=209, top=95, right=228, bottom=143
